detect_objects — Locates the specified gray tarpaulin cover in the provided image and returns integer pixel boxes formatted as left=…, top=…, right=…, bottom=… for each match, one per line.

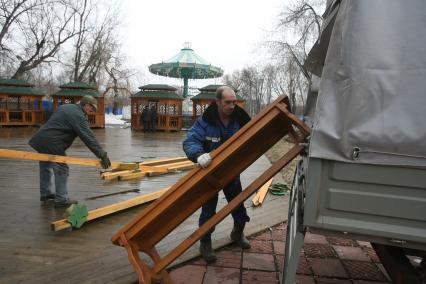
left=309, top=0, right=426, bottom=167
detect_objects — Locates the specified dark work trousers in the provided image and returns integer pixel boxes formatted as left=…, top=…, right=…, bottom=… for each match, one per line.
left=143, top=121, right=150, bottom=132
left=150, top=119, right=156, bottom=132
left=199, top=177, right=250, bottom=241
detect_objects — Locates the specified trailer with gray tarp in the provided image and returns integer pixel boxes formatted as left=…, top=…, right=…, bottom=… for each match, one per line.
left=282, top=0, right=426, bottom=283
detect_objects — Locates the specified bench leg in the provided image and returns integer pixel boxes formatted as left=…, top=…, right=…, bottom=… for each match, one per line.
left=148, top=248, right=173, bottom=284
left=121, top=236, right=153, bottom=284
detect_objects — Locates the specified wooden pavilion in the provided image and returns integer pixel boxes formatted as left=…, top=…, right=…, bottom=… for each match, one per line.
left=131, top=84, right=183, bottom=131
left=51, top=82, right=104, bottom=128
left=191, top=84, right=245, bottom=121
left=0, top=78, right=46, bottom=126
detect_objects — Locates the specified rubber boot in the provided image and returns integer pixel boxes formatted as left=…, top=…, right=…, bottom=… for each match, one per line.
left=230, top=222, right=251, bottom=249
left=199, top=236, right=216, bottom=263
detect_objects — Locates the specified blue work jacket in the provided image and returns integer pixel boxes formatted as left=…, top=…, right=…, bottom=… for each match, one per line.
left=183, top=103, right=250, bottom=162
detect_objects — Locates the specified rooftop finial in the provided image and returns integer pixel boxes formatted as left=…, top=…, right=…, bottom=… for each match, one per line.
left=183, top=42, right=192, bottom=49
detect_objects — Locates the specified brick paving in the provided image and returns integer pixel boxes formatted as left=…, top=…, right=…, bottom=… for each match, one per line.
left=169, top=222, right=391, bottom=283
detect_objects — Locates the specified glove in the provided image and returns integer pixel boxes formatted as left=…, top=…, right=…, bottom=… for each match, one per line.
left=197, top=153, right=212, bottom=168
left=100, top=153, right=111, bottom=169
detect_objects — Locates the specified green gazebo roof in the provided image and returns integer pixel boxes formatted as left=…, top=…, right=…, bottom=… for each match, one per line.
left=0, top=78, right=45, bottom=96
left=139, top=84, right=178, bottom=92
left=148, top=45, right=223, bottom=79
left=53, top=82, right=100, bottom=97
left=132, top=84, right=183, bottom=100
left=191, top=85, right=244, bottom=101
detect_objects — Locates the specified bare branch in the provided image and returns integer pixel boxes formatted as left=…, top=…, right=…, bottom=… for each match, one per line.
left=11, top=0, right=81, bottom=78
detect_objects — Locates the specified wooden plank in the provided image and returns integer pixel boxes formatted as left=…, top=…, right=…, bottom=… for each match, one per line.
left=101, top=170, right=133, bottom=180
left=51, top=187, right=170, bottom=231
left=0, top=148, right=137, bottom=170
left=152, top=161, right=195, bottom=172
left=140, top=157, right=188, bottom=167
left=113, top=163, right=140, bottom=171
left=117, top=163, right=193, bottom=180
left=252, top=178, right=273, bottom=206
left=164, top=162, right=195, bottom=172
left=118, top=164, right=193, bottom=180
left=98, top=158, right=191, bottom=180
left=161, top=160, right=194, bottom=168
left=118, top=171, right=149, bottom=181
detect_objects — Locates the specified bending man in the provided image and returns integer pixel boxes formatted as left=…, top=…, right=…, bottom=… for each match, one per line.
left=29, top=95, right=111, bottom=207
left=183, top=86, right=251, bottom=263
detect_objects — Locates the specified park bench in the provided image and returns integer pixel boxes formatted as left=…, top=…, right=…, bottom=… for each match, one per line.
left=111, top=95, right=310, bottom=283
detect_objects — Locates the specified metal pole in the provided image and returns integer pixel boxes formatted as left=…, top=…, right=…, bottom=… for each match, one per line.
left=183, top=77, right=189, bottom=98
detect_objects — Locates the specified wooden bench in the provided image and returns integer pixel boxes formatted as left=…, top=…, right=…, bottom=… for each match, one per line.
left=111, top=96, right=311, bottom=283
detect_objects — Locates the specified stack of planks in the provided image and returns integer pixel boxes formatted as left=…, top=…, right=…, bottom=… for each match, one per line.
left=100, top=157, right=195, bottom=181
left=252, top=178, right=273, bottom=206
left=51, top=157, right=195, bottom=231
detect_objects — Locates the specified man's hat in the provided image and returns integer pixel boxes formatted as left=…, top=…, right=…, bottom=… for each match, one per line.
left=80, top=95, right=98, bottom=111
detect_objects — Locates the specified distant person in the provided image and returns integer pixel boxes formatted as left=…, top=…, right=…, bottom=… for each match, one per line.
left=183, top=86, right=251, bottom=263
left=141, top=105, right=151, bottom=132
left=150, top=105, right=157, bottom=132
left=29, top=95, right=111, bottom=207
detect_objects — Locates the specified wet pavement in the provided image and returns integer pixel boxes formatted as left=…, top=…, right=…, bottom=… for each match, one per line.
left=0, top=126, right=287, bottom=283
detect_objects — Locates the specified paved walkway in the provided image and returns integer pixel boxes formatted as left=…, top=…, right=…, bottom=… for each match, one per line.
left=169, top=222, right=393, bottom=284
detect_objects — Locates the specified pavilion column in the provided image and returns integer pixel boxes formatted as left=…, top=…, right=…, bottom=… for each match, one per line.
left=183, top=78, right=189, bottom=98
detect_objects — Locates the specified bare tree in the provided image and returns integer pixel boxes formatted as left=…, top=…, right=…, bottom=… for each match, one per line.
left=70, top=1, right=121, bottom=84
left=266, top=0, right=326, bottom=113
left=103, top=53, right=137, bottom=112
left=2, top=0, right=83, bottom=78
left=72, top=0, right=91, bottom=82
left=277, top=0, right=324, bottom=59
left=0, top=0, right=43, bottom=50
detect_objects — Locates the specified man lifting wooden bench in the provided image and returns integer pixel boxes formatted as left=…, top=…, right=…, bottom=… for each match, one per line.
left=111, top=95, right=310, bottom=283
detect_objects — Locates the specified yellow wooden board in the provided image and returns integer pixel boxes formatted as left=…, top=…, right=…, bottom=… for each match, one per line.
left=0, top=149, right=138, bottom=170
left=51, top=187, right=170, bottom=231
left=252, top=178, right=273, bottom=206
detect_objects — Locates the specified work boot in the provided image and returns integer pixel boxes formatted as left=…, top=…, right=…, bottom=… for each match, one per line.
left=54, top=199, right=78, bottom=208
left=199, top=237, right=216, bottom=263
left=230, top=222, right=251, bottom=249
left=40, top=194, right=55, bottom=202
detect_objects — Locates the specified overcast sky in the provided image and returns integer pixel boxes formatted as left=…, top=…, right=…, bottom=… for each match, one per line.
left=120, top=0, right=287, bottom=87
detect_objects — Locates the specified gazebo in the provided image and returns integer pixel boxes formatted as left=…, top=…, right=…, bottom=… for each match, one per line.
left=0, top=78, right=45, bottom=126
left=51, top=82, right=104, bottom=128
left=131, top=84, right=184, bottom=131
left=191, top=85, right=245, bottom=121
left=148, top=43, right=223, bottom=98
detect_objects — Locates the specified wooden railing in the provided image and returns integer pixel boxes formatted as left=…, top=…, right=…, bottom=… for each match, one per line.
left=132, top=114, right=182, bottom=131
left=0, top=110, right=44, bottom=125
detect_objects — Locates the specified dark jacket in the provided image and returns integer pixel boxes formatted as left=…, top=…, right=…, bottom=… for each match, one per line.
left=150, top=107, right=157, bottom=120
left=141, top=107, right=151, bottom=122
left=29, top=104, right=105, bottom=158
left=183, top=103, right=250, bottom=162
